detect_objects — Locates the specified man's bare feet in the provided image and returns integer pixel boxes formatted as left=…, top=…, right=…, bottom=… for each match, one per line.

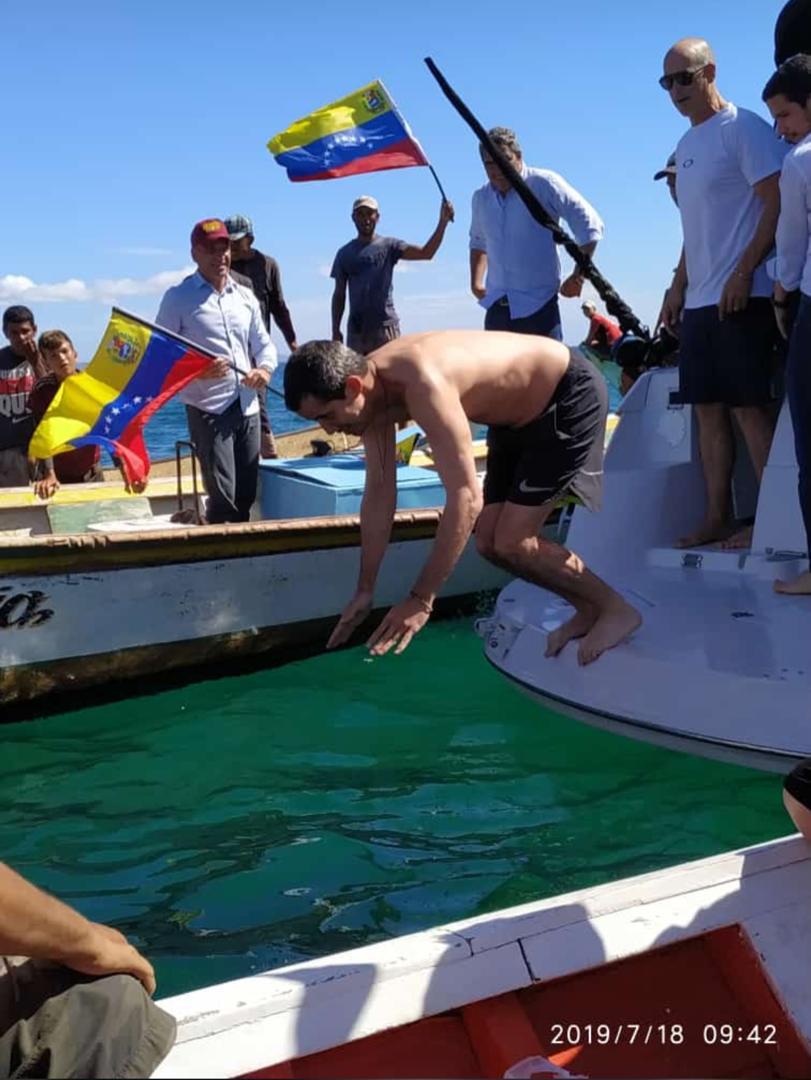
left=720, top=523, right=753, bottom=551
left=577, top=601, right=642, bottom=666
left=774, top=570, right=811, bottom=595
left=675, top=519, right=732, bottom=549
left=545, top=609, right=597, bottom=658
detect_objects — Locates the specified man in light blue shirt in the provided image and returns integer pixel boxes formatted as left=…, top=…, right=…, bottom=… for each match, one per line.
left=469, top=127, right=604, bottom=341
left=156, top=218, right=277, bottom=523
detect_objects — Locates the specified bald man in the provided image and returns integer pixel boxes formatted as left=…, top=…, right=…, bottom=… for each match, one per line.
left=658, top=37, right=785, bottom=551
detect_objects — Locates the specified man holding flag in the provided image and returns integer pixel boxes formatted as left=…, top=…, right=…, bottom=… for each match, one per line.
left=331, top=194, right=454, bottom=353
left=270, top=79, right=454, bottom=351
left=157, top=218, right=277, bottom=524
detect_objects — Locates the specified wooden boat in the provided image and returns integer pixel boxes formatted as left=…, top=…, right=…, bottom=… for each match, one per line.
left=0, top=421, right=508, bottom=709
left=480, top=369, right=811, bottom=773
left=154, top=833, right=811, bottom=1079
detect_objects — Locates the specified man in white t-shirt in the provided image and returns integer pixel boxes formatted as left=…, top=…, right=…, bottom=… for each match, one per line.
left=659, top=37, right=784, bottom=550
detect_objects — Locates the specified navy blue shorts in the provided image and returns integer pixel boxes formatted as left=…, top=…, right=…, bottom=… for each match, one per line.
left=679, top=298, right=777, bottom=406
left=484, top=295, right=563, bottom=342
left=483, top=349, right=608, bottom=510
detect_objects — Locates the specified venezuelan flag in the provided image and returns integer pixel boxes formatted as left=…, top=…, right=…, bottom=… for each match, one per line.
left=268, top=80, right=428, bottom=182
left=29, top=308, right=214, bottom=485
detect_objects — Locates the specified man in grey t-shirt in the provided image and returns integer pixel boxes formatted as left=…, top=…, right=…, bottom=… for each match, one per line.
left=331, top=194, right=454, bottom=354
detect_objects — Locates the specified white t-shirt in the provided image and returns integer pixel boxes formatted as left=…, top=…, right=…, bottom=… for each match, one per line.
left=771, top=133, right=811, bottom=296
left=675, top=103, right=785, bottom=309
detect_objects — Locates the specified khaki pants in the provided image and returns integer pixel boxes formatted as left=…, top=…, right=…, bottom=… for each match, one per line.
left=0, top=958, right=175, bottom=1079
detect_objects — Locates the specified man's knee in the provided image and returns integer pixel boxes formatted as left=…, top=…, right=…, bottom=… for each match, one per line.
left=475, top=529, right=497, bottom=560
left=0, top=971, right=175, bottom=1080
left=492, top=529, right=535, bottom=565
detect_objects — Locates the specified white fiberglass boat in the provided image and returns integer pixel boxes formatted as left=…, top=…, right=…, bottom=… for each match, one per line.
left=480, top=368, right=810, bottom=773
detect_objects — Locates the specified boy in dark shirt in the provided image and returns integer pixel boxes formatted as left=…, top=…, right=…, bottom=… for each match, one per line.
left=0, top=305, right=42, bottom=486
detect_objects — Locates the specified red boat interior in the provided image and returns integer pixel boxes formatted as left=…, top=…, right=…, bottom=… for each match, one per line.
left=246, top=925, right=811, bottom=1079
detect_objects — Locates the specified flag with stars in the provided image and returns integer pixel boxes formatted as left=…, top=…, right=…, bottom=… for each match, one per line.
left=29, top=308, right=214, bottom=486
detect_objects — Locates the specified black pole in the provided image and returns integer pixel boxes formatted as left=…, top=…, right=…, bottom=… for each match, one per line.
left=423, top=57, right=649, bottom=340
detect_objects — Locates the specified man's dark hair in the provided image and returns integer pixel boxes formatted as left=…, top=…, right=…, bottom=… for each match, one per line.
left=2, top=305, right=35, bottom=331
left=763, top=53, right=811, bottom=104
left=284, top=340, right=369, bottom=411
left=775, top=0, right=811, bottom=66
left=480, top=126, right=522, bottom=160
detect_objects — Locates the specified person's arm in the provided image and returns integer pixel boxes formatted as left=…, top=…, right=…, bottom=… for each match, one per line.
left=266, top=258, right=298, bottom=351
left=241, top=295, right=278, bottom=391
left=0, top=861, right=156, bottom=994
left=660, top=247, right=688, bottom=330
left=719, top=172, right=781, bottom=319
left=773, top=157, right=807, bottom=294
left=401, top=200, right=455, bottom=261
left=772, top=156, right=806, bottom=339
left=331, top=264, right=347, bottom=343
left=540, top=171, right=604, bottom=296
left=326, top=419, right=398, bottom=648
left=32, top=458, right=59, bottom=499
left=366, top=373, right=482, bottom=656
left=469, top=188, right=488, bottom=299
left=470, top=250, right=487, bottom=301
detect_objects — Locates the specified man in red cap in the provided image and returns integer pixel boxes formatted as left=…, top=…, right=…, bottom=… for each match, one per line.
left=156, top=218, right=277, bottom=523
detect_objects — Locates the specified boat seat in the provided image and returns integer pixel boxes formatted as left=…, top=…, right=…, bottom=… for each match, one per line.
left=46, top=496, right=153, bottom=535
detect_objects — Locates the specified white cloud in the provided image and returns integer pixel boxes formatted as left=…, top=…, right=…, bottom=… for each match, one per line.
left=0, top=266, right=193, bottom=304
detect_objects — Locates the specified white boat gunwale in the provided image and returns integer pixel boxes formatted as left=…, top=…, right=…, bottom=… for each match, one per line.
left=153, top=833, right=811, bottom=1079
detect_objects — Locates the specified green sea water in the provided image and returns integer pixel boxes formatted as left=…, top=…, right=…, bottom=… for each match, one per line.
left=1, top=618, right=789, bottom=1000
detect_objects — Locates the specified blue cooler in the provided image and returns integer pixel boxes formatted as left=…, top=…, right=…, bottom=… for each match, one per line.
left=258, top=453, right=446, bottom=520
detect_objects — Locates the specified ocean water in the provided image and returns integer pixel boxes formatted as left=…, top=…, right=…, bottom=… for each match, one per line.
left=1, top=619, right=788, bottom=1000
left=4, top=362, right=778, bottom=1002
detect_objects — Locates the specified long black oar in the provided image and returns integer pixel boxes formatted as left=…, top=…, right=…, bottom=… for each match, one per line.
left=424, top=56, right=649, bottom=340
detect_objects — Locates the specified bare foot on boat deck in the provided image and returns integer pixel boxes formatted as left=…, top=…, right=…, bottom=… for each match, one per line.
left=577, top=601, right=642, bottom=666
left=720, top=523, right=753, bottom=550
left=545, top=609, right=597, bottom=658
left=675, top=519, right=732, bottom=549
left=774, top=570, right=811, bottom=595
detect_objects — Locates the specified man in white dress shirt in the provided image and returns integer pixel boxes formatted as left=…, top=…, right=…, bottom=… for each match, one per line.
left=469, top=127, right=604, bottom=341
left=659, top=38, right=784, bottom=551
left=157, top=218, right=277, bottom=524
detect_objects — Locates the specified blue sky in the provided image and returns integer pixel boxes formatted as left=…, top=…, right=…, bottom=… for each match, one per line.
left=3, top=0, right=786, bottom=362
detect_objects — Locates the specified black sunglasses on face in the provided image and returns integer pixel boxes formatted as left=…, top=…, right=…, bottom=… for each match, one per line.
left=659, top=66, right=706, bottom=91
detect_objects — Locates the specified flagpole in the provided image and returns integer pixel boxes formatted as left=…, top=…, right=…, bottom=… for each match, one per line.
left=428, top=163, right=448, bottom=203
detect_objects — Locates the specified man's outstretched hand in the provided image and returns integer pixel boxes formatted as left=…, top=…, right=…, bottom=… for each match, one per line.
left=327, top=590, right=374, bottom=649
left=366, top=596, right=431, bottom=656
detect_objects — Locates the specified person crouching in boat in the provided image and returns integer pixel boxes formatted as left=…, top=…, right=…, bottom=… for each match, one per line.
left=285, top=331, right=641, bottom=665
left=764, top=56, right=811, bottom=596
left=29, top=330, right=147, bottom=499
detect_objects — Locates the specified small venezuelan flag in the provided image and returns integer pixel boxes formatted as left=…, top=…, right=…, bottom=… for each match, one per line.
left=268, top=80, right=429, bottom=182
left=29, top=308, right=214, bottom=485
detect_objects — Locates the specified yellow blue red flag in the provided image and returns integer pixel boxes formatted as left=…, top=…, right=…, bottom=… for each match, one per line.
left=29, top=308, right=214, bottom=485
left=268, top=80, right=429, bottom=182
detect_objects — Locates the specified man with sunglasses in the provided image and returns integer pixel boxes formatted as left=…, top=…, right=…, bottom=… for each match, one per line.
left=659, top=37, right=785, bottom=551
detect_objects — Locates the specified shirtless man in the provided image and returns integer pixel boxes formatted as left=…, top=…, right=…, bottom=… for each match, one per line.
left=284, top=331, right=641, bottom=665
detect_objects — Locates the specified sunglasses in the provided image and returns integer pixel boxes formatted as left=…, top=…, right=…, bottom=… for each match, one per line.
left=659, top=65, right=706, bottom=91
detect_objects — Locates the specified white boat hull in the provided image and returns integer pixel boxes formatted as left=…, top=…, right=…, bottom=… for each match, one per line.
left=0, top=515, right=508, bottom=706
left=481, top=369, right=811, bottom=773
